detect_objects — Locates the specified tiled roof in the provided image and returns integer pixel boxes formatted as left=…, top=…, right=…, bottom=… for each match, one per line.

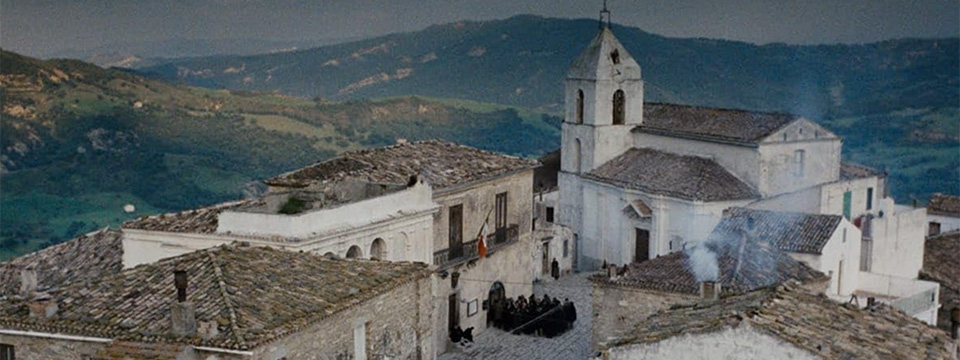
left=634, top=103, right=801, bottom=145
left=534, top=149, right=560, bottom=193
left=608, top=284, right=953, bottom=360
left=927, top=193, right=960, bottom=217
left=840, top=162, right=886, bottom=180
left=583, top=148, right=759, bottom=202
left=0, top=245, right=432, bottom=351
left=0, top=229, right=123, bottom=297
left=592, top=232, right=827, bottom=296
left=920, top=231, right=960, bottom=332
left=712, top=207, right=843, bottom=254
left=265, top=140, right=538, bottom=191
left=122, top=200, right=248, bottom=234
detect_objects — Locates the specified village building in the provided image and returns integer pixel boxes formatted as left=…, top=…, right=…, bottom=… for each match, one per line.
left=596, top=283, right=956, bottom=360
left=590, top=227, right=828, bottom=347
left=713, top=207, right=941, bottom=325
left=0, top=229, right=123, bottom=298
left=553, top=24, right=917, bottom=274
left=921, top=231, right=960, bottom=334
left=0, top=244, right=436, bottom=360
left=533, top=149, right=576, bottom=281
left=927, top=193, right=960, bottom=236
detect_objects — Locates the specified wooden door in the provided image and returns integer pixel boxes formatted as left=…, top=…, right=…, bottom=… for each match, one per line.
left=635, top=229, right=650, bottom=263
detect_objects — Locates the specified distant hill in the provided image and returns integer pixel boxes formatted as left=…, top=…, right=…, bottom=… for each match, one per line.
left=137, top=15, right=959, bottom=118
left=0, top=50, right=560, bottom=260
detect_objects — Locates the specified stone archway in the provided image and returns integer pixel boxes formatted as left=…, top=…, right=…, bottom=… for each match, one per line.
left=346, top=245, right=363, bottom=259
left=370, top=238, right=386, bottom=260
left=487, top=281, right=506, bottom=326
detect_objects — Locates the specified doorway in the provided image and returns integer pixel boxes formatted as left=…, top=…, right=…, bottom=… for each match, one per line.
left=635, top=228, right=650, bottom=263
left=542, top=241, right=551, bottom=275
left=487, top=282, right=505, bottom=326
left=448, top=293, right=459, bottom=330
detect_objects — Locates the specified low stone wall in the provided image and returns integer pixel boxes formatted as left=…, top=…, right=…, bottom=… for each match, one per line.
left=591, top=283, right=697, bottom=349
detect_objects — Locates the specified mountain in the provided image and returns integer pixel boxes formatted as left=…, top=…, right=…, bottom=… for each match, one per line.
left=137, top=15, right=959, bottom=118
left=0, top=50, right=560, bottom=260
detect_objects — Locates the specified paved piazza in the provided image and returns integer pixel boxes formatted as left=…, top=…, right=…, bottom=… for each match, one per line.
left=440, top=272, right=597, bottom=360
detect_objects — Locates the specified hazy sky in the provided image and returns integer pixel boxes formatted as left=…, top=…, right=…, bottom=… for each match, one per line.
left=3, top=0, right=958, bottom=57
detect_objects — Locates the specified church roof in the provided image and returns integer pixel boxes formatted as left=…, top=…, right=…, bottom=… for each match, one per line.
left=0, top=244, right=432, bottom=351
left=927, top=193, right=960, bottom=217
left=0, top=228, right=123, bottom=297
left=606, top=283, right=953, bottom=360
left=583, top=148, right=759, bottom=202
left=265, top=140, right=538, bottom=192
left=567, top=27, right=642, bottom=81
left=711, top=207, right=843, bottom=255
left=635, top=103, right=803, bottom=145
left=592, top=228, right=827, bottom=296
left=840, top=162, right=886, bottom=181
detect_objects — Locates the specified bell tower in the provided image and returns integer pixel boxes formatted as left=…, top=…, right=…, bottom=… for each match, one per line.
left=560, top=13, right=643, bottom=174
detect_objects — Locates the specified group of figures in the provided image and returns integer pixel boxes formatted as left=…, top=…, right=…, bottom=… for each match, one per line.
left=488, top=294, right=577, bottom=338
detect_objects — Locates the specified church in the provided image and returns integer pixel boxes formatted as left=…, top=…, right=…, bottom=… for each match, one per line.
left=556, top=24, right=892, bottom=271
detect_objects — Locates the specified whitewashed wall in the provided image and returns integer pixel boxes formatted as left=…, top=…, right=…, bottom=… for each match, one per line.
left=788, top=220, right=862, bottom=296
left=605, top=325, right=818, bottom=360
left=868, top=199, right=927, bottom=279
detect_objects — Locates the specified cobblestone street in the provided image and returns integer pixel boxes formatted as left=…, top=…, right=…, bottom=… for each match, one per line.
left=439, top=272, right=596, bottom=360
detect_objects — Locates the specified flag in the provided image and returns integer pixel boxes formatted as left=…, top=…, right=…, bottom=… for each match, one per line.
left=477, top=208, right=493, bottom=258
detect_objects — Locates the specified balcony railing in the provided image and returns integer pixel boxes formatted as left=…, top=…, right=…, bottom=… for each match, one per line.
left=433, top=224, right=520, bottom=269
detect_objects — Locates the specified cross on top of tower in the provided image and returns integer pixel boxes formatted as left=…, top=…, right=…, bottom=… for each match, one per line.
left=599, top=0, right=612, bottom=29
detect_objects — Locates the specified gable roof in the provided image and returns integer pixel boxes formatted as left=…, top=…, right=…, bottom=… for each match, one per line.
left=583, top=148, right=759, bottom=202
left=927, top=193, right=960, bottom=217
left=265, top=140, right=538, bottom=191
left=607, top=284, right=953, bottom=360
left=840, top=162, right=886, bottom=181
left=567, top=27, right=642, bottom=81
left=592, top=230, right=826, bottom=296
left=712, top=207, right=843, bottom=255
left=634, top=103, right=805, bottom=145
left=0, top=229, right=123, bottom=297
left=0, top=245, right=432, bottom=351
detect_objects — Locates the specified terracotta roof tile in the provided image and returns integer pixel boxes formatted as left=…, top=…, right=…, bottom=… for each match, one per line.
left=0, top=229, right=123, bottom=297
left=928, top=193, right=960, bottom=217
left=583, top=148, right=760, bottom=201
left=713, top=207, right=843, bottom=254
left=265, top=140, right=538, bottom=190
left=634, top=103, right=801, bottom=145
left=610, top=284, right=953, bottom=360
left=0, top=245, right=432, bottom=350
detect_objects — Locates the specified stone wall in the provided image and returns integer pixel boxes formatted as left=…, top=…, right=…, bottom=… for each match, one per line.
left=253, top=275, right=436, bottom=360
left=591, top=283, right=697, bottom=349
left=0, top=335, right=107, bottom=360
left=604, top=324, right=819, bottom=360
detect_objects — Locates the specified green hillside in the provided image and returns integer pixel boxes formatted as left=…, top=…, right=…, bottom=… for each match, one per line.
left=0, top=50, right=560, bottom=260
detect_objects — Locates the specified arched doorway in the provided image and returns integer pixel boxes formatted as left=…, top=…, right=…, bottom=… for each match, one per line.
left=346, top=245, right=363, bottom=259
left=370, top=238, right=386, bottom=260
left=487, top=281, right=506, bottom=326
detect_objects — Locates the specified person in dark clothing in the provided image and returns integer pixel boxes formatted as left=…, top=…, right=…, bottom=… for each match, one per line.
left=551, top=258, right=560, bottom=280
left=563, top=298, right=577, bottom=330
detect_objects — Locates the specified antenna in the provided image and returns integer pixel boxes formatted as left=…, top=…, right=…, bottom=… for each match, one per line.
left=599, top=0, right=611, bottom=29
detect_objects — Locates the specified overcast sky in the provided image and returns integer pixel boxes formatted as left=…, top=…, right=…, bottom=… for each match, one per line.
left=3, top=0, right=958, bottom=57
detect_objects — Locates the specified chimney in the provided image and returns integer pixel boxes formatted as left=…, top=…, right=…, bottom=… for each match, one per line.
left=607, top=265, right=619, bottom=280
left=20, top=268, right=38, bottom=298
left=171, top=270, right=197, bottom=337
left=951, top=307, right=959, bottom=340
left=27, top=296, right=58, bottom=318
left=700, top=281, right=720, bottom=302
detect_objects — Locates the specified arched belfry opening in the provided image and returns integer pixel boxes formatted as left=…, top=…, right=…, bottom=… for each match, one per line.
left=613, top=90, right=625, bottom=125
left=576, top=89, right=584, bottom=124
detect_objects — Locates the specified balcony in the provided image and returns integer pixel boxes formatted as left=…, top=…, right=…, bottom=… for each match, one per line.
left=845, top=272, right=941, bottom=325
left=434, top=224, right=520, bottom=269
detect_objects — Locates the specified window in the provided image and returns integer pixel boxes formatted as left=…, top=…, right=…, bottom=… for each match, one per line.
left=573, top=139, right=582, bottom=173
left=842, top=191, right=852, bottom=220
left=0, top=344, right=13, bottom=360
left=545, top=207, right=555, bottom=223
left=842, top=228, right=847, bottom=243
left=576, top=89, right=584, bottom=124
left=563, top=239, right=569, bottom=257
left=794, top=150, right=805, bottom=177
left=866, top=187, right=874, bottom=210
left=495, top=193, right=508, bottom=230
left=449, top=205, right=464, bottom=258
left=353, top=321, right=367, bottom=360
left=929, top=222, right=942, bottom=237
left=612, top=90, right=625, bottom=125
left=669, top=235, right=683, bottom=251
left=610, top=49, right=621, bottom=64
left=860, top=238, right=873, bottom=271
left=782, top=133, right=788, bottom=141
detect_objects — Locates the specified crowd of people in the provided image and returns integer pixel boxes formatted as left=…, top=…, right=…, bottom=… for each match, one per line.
left=488, top=294, right=576, bottom=338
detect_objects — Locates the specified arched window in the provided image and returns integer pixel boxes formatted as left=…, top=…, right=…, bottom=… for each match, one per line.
left=323, top=252, right=336, bottom=259
left=573, top=139, right=582, bottom=173
left=576, top=89, right=584, bottom=124
left=612, top=90, right=625, bottom=125
left=370, top=238, right=386, bottom=260
left=346, top=245, right=363, bottom=259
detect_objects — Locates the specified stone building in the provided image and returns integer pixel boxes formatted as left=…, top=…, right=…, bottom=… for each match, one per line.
left=533, top=149, right=576, bottom=281
left=0, top=244, right=436, bottom=360
left=554, top=24, right=906, bottom=272
left=590, top=230, right=828, bottom=347
left=921, top=231, right=960, bottom=333
left=927, top=193, right=960, bottom=236
left=264, top=140, right=539, bottom=353
left=596, top=283, right=955, bottom=360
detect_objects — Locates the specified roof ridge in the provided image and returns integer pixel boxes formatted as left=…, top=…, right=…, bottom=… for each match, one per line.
left=206, top=250, right=246, bottom=349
